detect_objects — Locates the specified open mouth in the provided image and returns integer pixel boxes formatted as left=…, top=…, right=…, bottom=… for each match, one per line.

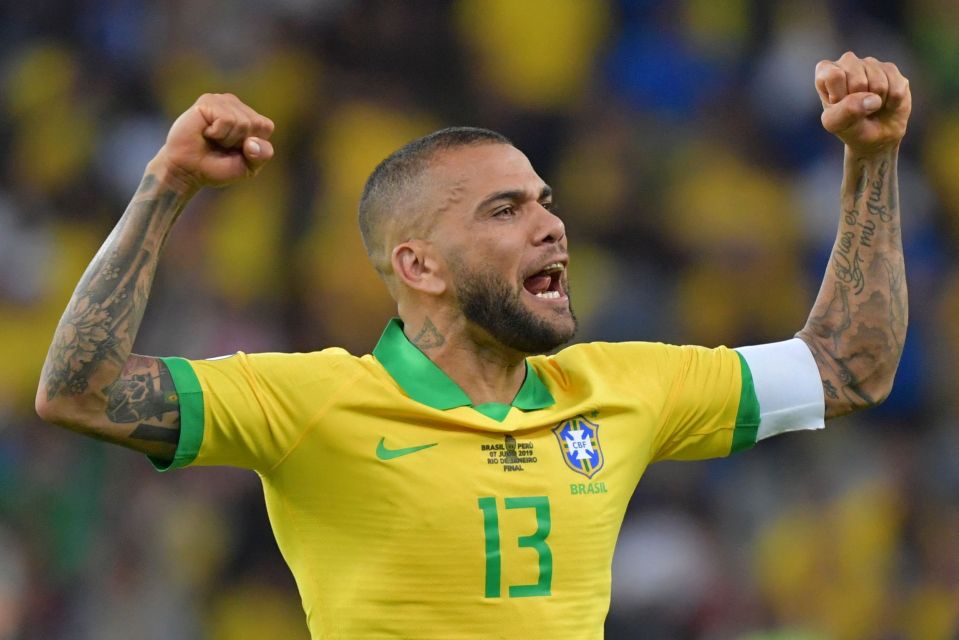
left=522, top=262, right=566, bottom=300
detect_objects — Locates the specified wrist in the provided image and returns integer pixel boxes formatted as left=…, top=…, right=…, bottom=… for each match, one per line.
left=144, top=152, right=201, bottom=200
left=844, top=142, right=900, bottom=164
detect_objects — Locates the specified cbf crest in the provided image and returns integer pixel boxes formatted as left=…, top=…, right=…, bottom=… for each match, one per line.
left=552, top=415, right=604, bottom=478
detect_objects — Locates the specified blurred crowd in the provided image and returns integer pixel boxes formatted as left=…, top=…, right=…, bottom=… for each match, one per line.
left=0, top=1, right=957, bottom=638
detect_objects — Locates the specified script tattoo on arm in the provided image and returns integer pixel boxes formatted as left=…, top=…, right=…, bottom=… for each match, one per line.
left=797, top=151, right=908, bottom=417
left=38, top=174, right=187, bottom=458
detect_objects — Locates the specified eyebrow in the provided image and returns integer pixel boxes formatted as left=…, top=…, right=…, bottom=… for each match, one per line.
left=475, top=184, right=553, bottom=214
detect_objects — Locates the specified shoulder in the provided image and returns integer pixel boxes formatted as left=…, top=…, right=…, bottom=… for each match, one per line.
left=529, top=341, right=681, bottom=384
left=531, top=341, right=738, bottom=385
left=242, top=347, right=356, bottom=366
left=207, top=346, right=356, bottom=366
left=544, top=340, right=688, bottom=368
left=190, top=347, right=368, bottom=385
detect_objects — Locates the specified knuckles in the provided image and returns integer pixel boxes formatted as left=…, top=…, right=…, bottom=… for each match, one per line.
left=847, top=74, right=869, bottom=93
left=815, top=59, right=835, bottom=72
left=196, top=91, right=238, bottom=102
left=888, top=85, right=908, bottom=102
left=881, top=61, right=905, bottom=79
left=190, top=93, right=274, bottom=139
left=815, top=60, right=841, bottom=79
left=818, top=54, right=911, bottom=107
left=162, top=93, right=276, bottom=186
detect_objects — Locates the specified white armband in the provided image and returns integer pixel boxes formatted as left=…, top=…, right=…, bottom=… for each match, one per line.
left=735, top=339, right=825, bottom=441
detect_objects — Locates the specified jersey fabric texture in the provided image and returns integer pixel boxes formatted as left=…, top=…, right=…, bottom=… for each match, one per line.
left=155, top=318, right=760, bottom=639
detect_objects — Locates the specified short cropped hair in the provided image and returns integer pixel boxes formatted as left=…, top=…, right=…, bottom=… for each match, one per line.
left=358, top=127, right=512, bottom=280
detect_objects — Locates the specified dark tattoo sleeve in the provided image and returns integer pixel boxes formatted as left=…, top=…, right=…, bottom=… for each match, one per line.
left=797, top=151, right=907, bottom=418
left=103, top=355, right=181, bottom=453
left=105, top=356, right=178, bottom=423
left=41, top=175, right=178, bottom=401
left=38, top=174, right=187, bottom=459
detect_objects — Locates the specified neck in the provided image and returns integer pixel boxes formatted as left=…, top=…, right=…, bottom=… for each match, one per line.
left=402, top=313, right=527, bottom=405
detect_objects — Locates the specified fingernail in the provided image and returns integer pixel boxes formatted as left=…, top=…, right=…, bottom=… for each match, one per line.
left=863, top=95, right=881, bottom=111
left=249, top=140, right=261, bottom=156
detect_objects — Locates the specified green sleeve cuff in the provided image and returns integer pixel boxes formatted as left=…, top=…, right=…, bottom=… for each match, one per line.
left=731, top=352, right=760, bottom=453
left=149, top=357, right=204, bottom=471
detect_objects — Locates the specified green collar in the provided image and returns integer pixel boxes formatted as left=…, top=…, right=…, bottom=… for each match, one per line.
left=372, top=318, right=554, bottom=421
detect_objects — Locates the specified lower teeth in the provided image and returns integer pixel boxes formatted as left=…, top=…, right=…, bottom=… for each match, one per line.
left=535, top=291, right=560, bottom=299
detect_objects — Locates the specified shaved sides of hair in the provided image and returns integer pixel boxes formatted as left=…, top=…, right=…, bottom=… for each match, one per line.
left=358, top=127, right=512, bottom=284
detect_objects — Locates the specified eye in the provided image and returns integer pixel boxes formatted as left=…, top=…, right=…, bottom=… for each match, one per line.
left=493, top=205, right=516, bottom=218
left=541, top=201, right=556, bottom=212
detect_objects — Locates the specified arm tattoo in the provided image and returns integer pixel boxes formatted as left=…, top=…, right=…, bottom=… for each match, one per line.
left=41, top=174, right=183, bottom=402
left=102, top=355, right=180, bottom=452
left=798, top=153, right=907, bottom=417
left=805, top=282, right=861, bottom=397
left=104, top=355, right=178, bottom=423
left=807, top=282, right=852, bottom=351
left=881, top=254, right=907, bottom=353
left=853, top=161, right=868, bottom=205
left=130, top=424, right=180, bottom=445
left=823, top=379, right=839, bottom=400
left=39, top=174, right=187, bottom=456
left=411, top=317, right=446, bottom=350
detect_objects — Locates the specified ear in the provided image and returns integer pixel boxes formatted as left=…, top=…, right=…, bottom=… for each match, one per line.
left=391, top=240, right=447, bottom=296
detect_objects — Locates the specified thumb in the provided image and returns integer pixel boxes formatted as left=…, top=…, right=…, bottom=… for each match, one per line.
left=243, top=137, right=274, bottom=170
left=821, top=92, right=883, bottom=134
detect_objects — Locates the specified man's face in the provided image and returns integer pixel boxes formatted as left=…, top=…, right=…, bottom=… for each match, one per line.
left=428, top=143, right=576, bottom=353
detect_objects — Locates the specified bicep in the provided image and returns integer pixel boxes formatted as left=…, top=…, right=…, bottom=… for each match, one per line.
left=97, top=354, right=181, bottom=461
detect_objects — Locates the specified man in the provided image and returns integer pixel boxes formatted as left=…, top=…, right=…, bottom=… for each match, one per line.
left=36, top=52, right=909, bottom=638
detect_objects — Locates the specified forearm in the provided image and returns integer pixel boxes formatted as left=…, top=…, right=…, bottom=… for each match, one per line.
left=37, top=164, right=192, bottom=425
left=797, top=147, right=907, bottom=417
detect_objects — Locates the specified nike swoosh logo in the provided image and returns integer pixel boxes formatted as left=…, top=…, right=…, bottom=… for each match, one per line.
left=375, top=437, right=438, bottom=460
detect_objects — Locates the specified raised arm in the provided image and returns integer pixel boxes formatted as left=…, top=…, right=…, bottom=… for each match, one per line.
left=35, top=93, right=275, bottom=461
left=796, top=53, right=911, bottom=418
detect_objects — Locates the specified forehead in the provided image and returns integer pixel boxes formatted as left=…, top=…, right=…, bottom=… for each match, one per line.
left=427, top=144, right=545, bottom=207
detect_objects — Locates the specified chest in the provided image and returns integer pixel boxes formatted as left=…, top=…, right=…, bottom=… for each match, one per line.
left=273, top=408, right=650, bottom=547
left=263, top=406, right=659, bottom=622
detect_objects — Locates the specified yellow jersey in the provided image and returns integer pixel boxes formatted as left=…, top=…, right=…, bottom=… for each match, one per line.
left=156, top=318, right=759, bottom=639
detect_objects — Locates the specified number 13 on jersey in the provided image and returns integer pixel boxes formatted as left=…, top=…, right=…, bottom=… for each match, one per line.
left=477, top=496, right=552, bottom=598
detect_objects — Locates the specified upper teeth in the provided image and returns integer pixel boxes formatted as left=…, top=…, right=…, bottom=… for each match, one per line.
left=542, top=263, right=564, bottom=274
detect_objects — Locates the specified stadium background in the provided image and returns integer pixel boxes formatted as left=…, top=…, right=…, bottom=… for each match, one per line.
left=0, top=1, right=957, bottom=638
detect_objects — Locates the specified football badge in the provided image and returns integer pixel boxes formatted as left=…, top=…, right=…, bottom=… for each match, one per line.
left=552, top=415, right=604, bottom=478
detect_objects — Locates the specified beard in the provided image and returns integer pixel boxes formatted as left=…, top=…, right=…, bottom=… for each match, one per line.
left=452, top=262, right=577, bottom=354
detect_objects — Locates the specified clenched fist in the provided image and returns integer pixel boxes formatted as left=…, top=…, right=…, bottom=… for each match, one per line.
left=815, top=52, right=911, bottom=156
left=148, top=93, right=275, bottom=194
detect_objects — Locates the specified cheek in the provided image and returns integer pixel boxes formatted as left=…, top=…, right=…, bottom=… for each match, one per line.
left=445, top=224, right=529, bottom=278
left=477, top=250, right=522, bottom=285
left=474, top=234, right=525, bottom=270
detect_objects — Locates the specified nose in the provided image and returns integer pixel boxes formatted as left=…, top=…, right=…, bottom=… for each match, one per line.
left=534, top=203, right=566, bottom=245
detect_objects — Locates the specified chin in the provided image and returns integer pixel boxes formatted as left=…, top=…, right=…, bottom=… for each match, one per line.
left=545, top=318, right=578, bottom=351
left=541, top=307, right=577, bottom=335
left=454, top=266, right=577, bottom=354
left=509, top=303, right=578, bottom=354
